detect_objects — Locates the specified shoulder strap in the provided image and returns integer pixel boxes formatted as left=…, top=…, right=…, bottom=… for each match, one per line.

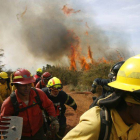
left=32, top=87, right=49, bottom=119
left=39, top=81, right=42, bottom=89
left=10, top=92, right=20, bottom=116
left=10, top=88, right=43, bottom=116
left=98, top=107, right=112, bottom=140
left=31, top=87, right=43, bottom=110
left=7, top=78, right=11, bottom=91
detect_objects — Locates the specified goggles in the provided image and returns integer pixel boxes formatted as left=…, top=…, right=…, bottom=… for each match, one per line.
left=51, top=88, right=62, bottom=91
left=50, top=84, right=63, bottom=91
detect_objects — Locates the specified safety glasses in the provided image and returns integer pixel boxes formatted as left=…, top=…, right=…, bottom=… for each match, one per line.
left=51, top=88, right=62, bottom=91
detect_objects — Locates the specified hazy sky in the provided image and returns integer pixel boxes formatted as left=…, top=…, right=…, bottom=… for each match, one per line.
left=0, top=0, right=139, bottom=73
left=79, top=0, right=140, bottom=54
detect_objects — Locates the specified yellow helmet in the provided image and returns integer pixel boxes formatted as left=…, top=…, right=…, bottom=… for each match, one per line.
left=47, top=77, right=62, bottom=89
left=108, top=54, right=140, bottom=92
left=36, top=68, right=42, bottom=73
left=0, top=72, right=8, bottom=79
left=36, top=68, right=42, bottom=76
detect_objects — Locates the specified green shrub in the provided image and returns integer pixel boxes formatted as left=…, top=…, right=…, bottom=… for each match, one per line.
left=42, top=62, right=115, bottom=91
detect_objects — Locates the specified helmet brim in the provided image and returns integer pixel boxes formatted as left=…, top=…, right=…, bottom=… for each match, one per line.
left=108, top=81, right=140, bottom=92
left=12, top=78, right=35, bottom=85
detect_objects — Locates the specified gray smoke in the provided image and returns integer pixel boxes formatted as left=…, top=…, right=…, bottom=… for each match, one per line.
left=0, top=0, right=133, bottom=72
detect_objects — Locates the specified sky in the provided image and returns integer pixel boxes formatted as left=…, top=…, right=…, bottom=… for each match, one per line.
left=80, top=0, right=140, bottom=54
left=0, top=0, right=139, bottom=74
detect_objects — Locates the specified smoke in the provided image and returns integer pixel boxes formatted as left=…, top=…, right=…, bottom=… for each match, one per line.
left=0, top=0, right=133, bottom=73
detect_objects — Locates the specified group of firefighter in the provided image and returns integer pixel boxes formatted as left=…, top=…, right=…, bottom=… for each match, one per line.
left=1, top=54, right=140, bottom=140
left=0, top=68, right=77, bottom=140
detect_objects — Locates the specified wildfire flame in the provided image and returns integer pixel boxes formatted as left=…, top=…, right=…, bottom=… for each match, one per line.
left=85, top=22, right=90, bottom=29
left=87, top=46, right=94, bottom=64
left=68, top=30, right=124, bottom=71
left=79, top=57, right=90, bottom=70
left=69, top=45, right=77, bottom=71
left=17, top=7, right=27, bottom=20
left=62, top=5, right=81, bottom=16
left=85, top=31, right=88, bottom=36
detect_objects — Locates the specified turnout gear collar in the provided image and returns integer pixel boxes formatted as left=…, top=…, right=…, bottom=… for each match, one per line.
left=111, top=109, right=139, bottom=138
left=124, top=95, right=140, bottom=105
left=108, top=54, right=140, bottom=92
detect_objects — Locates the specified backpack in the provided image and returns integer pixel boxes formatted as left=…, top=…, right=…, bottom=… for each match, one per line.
left=89, top=93, right=123, bottom=140
left=10, top=87, right=44, bottom=115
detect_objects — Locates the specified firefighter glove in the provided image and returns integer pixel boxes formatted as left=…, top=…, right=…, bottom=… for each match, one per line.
left=49, top=116, right=59, bottom=133
left=50, top=119, right=59, bottom=133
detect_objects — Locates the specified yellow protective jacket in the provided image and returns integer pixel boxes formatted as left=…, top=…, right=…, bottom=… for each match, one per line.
left=0, top=82, right=11, bottom=101
left=63, top=106, right=140, bottom=140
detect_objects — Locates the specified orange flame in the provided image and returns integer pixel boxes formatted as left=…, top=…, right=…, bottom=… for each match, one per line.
left=21, top=7, right=27, bottom=18
left=79, top=57, right=90, bottom=70
left=87, top=46, right=94, bottom=64
left=69, top=45, right=77, bottom=71
left=62, top=5, right=81, bottom=15
left=68, top=31, right=123, bottom=71
left=98, top=57, right=110, bottom=64
left=85, top=31, right=88, bottom=36
left=85, top=22, right=90, bottom=29
left=17, top=7, right=27, bottom=20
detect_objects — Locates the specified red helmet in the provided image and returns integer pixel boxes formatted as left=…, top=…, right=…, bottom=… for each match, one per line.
left=42, top=72, right=52, bottom=80
left=12, top=68, right=35, bottom=84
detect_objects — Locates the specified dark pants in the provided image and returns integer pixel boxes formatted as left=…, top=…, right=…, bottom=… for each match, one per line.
left=55, top=115, right=66, bottom=140
left=21, top=126, right=46, bottom=140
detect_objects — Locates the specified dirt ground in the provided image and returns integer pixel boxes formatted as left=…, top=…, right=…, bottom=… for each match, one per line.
left=63, top=85, right=102, bottom=136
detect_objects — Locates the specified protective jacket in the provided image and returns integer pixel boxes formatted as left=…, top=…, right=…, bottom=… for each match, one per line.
left=33, top=75, right=41, bottom=86
left=0, top=81, right=11, bottom=101
left=42, top=87, right=77, bottom=116
left=91, top=78, right=113, bottom=96
left=42, top=87, right=77, bottom=140
left=63, top=106, right=140, bottom=140
left=36, top=80, right=46, bottom=89
left=0, top=88, right=56, bottom=137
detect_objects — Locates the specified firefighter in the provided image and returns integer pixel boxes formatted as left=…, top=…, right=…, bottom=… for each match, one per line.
left=36, top=72, right=52, bottom=89
left=42, top=77, right=77, bottom=140
left=33, top=68, right=43, bottom=86
left=63, top=54, right=140, bottom=140
left=0, top=68, right=59, bottom=140
left=0, top=72, right=11, bottom=101
left=90, top=61, right=125, bottom=96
